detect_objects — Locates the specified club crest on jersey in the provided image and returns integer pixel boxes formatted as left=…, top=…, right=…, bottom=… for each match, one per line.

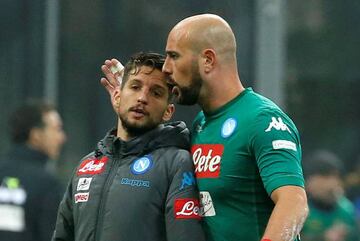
left=131, top=155, right=153, bottom=175
left=77, top=156, right=108, bottom=176
left=191, top=144, right=224, bottom=178
left=221, top=118, right=237, bottom=138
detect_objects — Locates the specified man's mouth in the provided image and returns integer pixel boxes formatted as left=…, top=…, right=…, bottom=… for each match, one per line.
left=129, top=106, right=148, bottom=118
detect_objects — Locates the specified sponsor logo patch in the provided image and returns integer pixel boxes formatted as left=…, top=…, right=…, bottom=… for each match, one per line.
left=221, top=118, right=237, bottom=138
left=120, top=178, right=150, bottom=188
left=74, top=192, right=89, bottom=203
left=77, top=178, right=92, bottom=191
left=199, top=191, right=216, bottom=217
left=191, top=144, right=223, bottom=178
left=272, top=140, right=297, bottom=151
left=265, top=117, right=291, bottom=133
left=174, top=198, right=201, bottom=219
left=77, top=156, right=108, bottom=176
left=131, top=155, right=153, bottom=175
left=179, top=172, right=196, bottom=190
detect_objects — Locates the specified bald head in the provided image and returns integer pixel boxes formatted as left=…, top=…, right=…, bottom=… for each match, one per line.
left=170, top=14, right=237, bottom=62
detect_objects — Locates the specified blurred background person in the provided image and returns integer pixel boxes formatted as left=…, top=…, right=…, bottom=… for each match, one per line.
left=302, top=150, right=358, bottom=241
left=0, top=100, right=66, bottom=241
left=344, top=156, right=360, bottom=231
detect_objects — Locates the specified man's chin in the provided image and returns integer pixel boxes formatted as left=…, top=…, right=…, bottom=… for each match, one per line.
left=123, top=122, right=157, bottom=136
left=176, top=94, right=197, bottom=106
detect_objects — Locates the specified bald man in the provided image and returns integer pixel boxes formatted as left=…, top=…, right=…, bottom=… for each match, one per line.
left=102, top=14, right=308, bottom=241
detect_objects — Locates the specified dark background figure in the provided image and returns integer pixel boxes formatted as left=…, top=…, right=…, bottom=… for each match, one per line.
left=302, top=150, right=359, bottom=241
left=0, top=100, right=66, bottom=241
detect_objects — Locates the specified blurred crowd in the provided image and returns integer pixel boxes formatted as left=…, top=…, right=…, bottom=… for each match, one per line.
left=302, top=150, right=360, bottom=241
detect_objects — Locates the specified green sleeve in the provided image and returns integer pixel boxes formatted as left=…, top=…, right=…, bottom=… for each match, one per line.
left=249, top=108, right=305, bottom=195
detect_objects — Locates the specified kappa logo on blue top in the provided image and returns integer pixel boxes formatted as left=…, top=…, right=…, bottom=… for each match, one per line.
left=180, top=172, right=196, bottom=190
left=221, top=118, right=237, bottom=138
left=131, top=155, right=153, bottom=175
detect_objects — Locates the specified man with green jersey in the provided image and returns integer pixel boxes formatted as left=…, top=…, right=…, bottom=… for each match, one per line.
left=101, top=13, right=309, bottom=241
left=190, top=88, right=304, bottom=240
left=161, top=14, right=309, bottom=241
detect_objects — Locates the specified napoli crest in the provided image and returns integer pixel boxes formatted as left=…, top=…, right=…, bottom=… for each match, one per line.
left=221, top=118, right=237, bottom=138
left=131, top=155, right=153, bottom=175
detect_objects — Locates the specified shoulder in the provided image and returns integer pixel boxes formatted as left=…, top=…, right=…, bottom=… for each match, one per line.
left=158, top=147, right=192, bottom=164
left=155, top=147, right=194, bottom=173
left=191, top=111, right=205, bottom=132
left=75, top=152, right=97, bottom=166
left=244, top=93, right=299, bottom=137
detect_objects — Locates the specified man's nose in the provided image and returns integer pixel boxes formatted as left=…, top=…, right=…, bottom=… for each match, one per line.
left=162, top=57, right=171, bottom=74
left=137, top=89, right=149, bottom=103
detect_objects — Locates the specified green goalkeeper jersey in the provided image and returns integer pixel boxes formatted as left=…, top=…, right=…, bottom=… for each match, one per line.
left=191, top=88, right=305, bottom=241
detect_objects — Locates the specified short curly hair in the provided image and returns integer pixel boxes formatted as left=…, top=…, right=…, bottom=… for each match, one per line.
left=121, top=52, right=174, bottom=102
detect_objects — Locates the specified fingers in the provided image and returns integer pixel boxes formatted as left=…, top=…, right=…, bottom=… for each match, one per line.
left=100, top=77, right=113, bottom=90
left=110, top=59, right=124, bottom=70
left=101, top=64, right=119, bottom=88
left=109, top=58, right=124, bottom=85
left=101, top=59, right=122, bottom=113
left=102, top=59, right=122, bottom=87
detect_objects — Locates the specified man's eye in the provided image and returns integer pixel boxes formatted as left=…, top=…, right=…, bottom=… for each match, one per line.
left=131, top=85, right=140, bottom=90
left=168, top=52, right=178, bottom=59
left=153, top=91, right=162, bottom=97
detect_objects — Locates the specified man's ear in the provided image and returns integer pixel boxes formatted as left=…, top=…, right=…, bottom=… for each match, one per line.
left=162, top=104, right=175, bottom=122
left=112, top=87, right=121, bottom=110
left=28, top=127, right=42, bottom=146
left=202, top=49, right=216, bottom=73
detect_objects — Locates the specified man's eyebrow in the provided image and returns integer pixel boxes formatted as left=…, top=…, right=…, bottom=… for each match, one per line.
left=151, top=83, right=168, bottom=91
left=128, top=78, right=142, bottom=84
left=165, top=50, right=177, bottom=56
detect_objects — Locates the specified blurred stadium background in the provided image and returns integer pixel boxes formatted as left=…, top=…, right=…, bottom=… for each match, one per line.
left=0, top=0, right=359, bottom=183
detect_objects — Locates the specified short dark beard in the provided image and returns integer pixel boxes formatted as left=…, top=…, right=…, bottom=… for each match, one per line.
left=177, top=61, right=202, bottom=105
left=119, top=114, right=158, bottom=137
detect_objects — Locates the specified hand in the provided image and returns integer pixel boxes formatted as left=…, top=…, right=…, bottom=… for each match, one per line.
left=101, top=58, right=124, bottom=112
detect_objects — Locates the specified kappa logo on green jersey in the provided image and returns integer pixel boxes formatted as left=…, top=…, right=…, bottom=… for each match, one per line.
left=265, top=117, right=291, bottom=133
